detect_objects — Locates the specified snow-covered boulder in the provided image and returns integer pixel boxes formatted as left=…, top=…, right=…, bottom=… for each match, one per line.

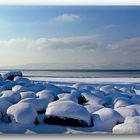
left=91, top=90, right=105, bottom=96
left=84, top=104, right=104, bottom=114
left=28, top=83, right=46, bottom=92
left=7, top=103, right=37, bottom=124
left=131, top=95, right=140, bottom=104
left=58, top=94, right=78, bottom=103
left=0, top=98, right=12, bottom=114
left=93, top=108, right=122, bottom=131
left=44, top=100, right=92, bottom=127
left=59, top=86, right=75, bottom=93
left=114, top=97, right=134, bottom=109
left=36, top=90, right=55, bottom=102
left=1, top=90, right=21, bottom=104
left=44, top=83, right=62, bottom=96
left=125, top=116, right=140, bottom=124
left=126, top=104, right=140, bottom=114
left=2, top=71, right=22, bottom=81
left=12, top=85, right=28, bottom=93
left=72, top=83, right=95, bottom=91
left=100, top=85, right=114, bottom=95
left=113, top=123, right=140, bottom=134
left=115, top=107, right=138, bottom=122
left=81, top=92, right=107, bottom=105
left=14, top=76, right=32, bottom=86
left=19, top=98, right=48, bottom=113
left=20, top=91, right=36, bottom=100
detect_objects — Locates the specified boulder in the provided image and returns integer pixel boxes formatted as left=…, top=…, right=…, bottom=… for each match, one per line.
left=2, top=71, right=22, bottom=81
left=7, top=102, right=37, bottom=124
left=44, top=100, right=92, bottom=127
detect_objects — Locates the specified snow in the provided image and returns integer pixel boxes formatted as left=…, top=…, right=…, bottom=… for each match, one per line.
left=0, top=73, right=140, bottom=133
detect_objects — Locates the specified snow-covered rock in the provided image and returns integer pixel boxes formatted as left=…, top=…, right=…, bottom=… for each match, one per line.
left=20, top=91, right=36, bottom=99
left=114, top=97, right=134, bottom=109
left=1, top=90, right=21, bottom=104
left=84, top=104, right=104, bottom=114
left=19, top=98, right=48, bottom=112
left=113, top=123, right=140, bottom=134
left=125, top=116, right=140, bottom=124
left=81, top=92, right=107, bottom=105
left=72, top=83, right=95, bottom=91
left=93, top=108, right=122, bottom=131
left=58, top=94, right=78, bottom=103
left=28, top=83, right=46, bottom=92
left=7, top=103, right=37, bottom=124
left=126, top=104, right=140, bottom=114
left=2, top=71, right=22, bottom=81
left=0, top=98, right=12, bottom=114
left=115, top=107, right=139, bottom=122
left=131, top=95, right=140, bottom=104
left=45, top=100, right=92, bottom=127
left=36, top=90, right=55, bottom=102
left=12, top=85, right=28, bottom=93
left=44, top=83, right=62, bottom=96
left=14, top=76, right=32, bottom=85
left=59, top=86, right=75, bottom=93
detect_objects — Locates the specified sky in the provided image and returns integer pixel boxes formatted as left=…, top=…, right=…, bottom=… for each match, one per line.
left=0, top=6, right=140, bottom=69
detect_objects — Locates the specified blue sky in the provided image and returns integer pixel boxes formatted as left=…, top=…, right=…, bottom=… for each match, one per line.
left=0, top=6, right=140, bottom=69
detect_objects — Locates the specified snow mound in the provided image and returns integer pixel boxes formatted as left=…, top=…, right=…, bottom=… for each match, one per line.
left=125, top=116, right=140, bottom=124
left=113, top=123, right=140, bottom=134
left=93, top=108, right=122, bottom=131
left=2, top=71, right=22, bottom=81
left=58, top=94, right=78, bottom=103
left=84, top=104, right=104, bottom=113
left=45, top=100, right=92, bottom=127
left=0, top=98, right=12, bottom=114
left=19, top=98, right=48, bottom=112
left=115, top=107, right=138, bottom=122
left=81, top=92, right=107, bottom=105
left=14, top=76, right=32, bottom=85
left=126, top=104, right=140, bottom=114
left=114, top=97, right=134, bottom=109
left=1, top=90, right=21, bottom=104
left=131, top=95, right=140, bottom=104
left=7, top=102, right=37, bottom=124
left=20, top=91, right=36, bottom=99
left=36, top=90, right=55, bottom=102
left=12, top=85, right=28, bottom=93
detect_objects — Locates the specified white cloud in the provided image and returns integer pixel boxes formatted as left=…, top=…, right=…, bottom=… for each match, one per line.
left=54, top=13, right=80, bottom=22
left=0, top=35, right=102, bottom=50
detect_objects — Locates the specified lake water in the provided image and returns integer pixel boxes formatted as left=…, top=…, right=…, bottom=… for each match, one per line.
left=0, top=69, right=140, bottom=78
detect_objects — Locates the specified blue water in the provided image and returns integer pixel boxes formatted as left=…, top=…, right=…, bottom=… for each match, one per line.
left=0, top=69, right=140, bottom=78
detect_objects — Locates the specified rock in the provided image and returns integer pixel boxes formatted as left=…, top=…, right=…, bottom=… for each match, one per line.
left=81, top=92, right=107, bottom=105
left=20, top=91, right=36, bottom=99
left=14, top=76, right=32, bottom=86
left=12, top=85, right=28, bottom=93
left=0, top=98, right=12, bottom=114
left=84, top=104, right=104, bottom=114
left=2, top=71, right=22, bottom=81
left=131, top=95, right=140, bottom=104
left=7, top=103, right=37, bottom=124
left=36, top=90, right=55, bottom=102
left=19, top=98, right=48, bottom=112
left=125, top=116, right=140, bottom=124
left=93, top=108, right=122, bottom=131
left=58, top=94, right=78, bottom=103
left=114, top=97, right=134, bottom=109
left=126, top=104, right=140, bottom=114
left=113, top=123, right=140, bottom=134
left=115, top=107, right=139, bottom=122
left=1, top=90, right=21, bottom=104
left=44, top=100, right=92, bottom=127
